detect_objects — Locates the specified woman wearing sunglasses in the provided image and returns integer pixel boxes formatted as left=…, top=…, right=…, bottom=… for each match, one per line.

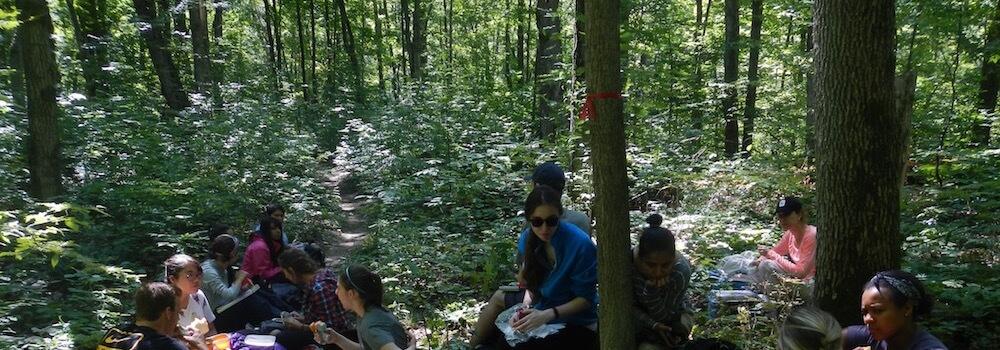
left=502, top=185, right=598, bottom=349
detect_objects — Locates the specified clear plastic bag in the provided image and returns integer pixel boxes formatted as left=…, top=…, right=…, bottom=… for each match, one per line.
left=495, top=304, right=565, bottom=347
left=717, top=251, right=759, bottom=281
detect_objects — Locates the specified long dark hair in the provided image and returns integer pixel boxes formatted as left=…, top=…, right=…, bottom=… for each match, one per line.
left=522, top=185, right=563, bottom=298
left=863, top=270, right=934, bottom=320
left=255, top=216, right=284, bottom=265
left=637, top=214, right=676, bottom=260
left=339, top=264, right=386, bottom=310
left=209, top=234, right=238, bottom=261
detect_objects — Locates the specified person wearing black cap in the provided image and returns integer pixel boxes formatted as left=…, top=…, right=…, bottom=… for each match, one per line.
left=527, top=162, right=591, bottom=235
left=749, top=196, right=817, bottom=285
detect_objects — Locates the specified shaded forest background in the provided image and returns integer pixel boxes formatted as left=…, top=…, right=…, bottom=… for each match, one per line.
left=1, top=0, right=998, bottom=348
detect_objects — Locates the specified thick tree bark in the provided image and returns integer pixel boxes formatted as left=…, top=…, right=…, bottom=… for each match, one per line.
left=17, top=0, right=64, bottom=200
left=133, top=0, right=191, bottom=110
left=190, top=0, right=212, bottom=92
left=410, top=0, right=427, bottom=80
left=741, top=0, right=762, bottom=157
left=722, top=0, right=739, bottom=157
left=585, top=0, right=633, bottom=347
left=212, top=2, right=223, bottom=39
left=574, top=0, right=584, bottom=75
left=975, top=2, right=1000, bottom=147
left=813, top=0, right=903, bottom=326
left=296, top=0, right=309, bottom=100
left=374, top=0, right=386, bottom=92
left=324, top=0, right=336, bottom=92
left=534, top=0, right=563, bottom=137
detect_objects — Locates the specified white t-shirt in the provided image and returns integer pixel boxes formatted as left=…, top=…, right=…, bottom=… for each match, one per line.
left=177, top=290, right=216, bottom=335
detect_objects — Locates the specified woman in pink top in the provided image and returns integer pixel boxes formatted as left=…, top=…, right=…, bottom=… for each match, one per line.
left=751, top=196, right=817, bottom=283
left=243, top=216, right=286, bottom=283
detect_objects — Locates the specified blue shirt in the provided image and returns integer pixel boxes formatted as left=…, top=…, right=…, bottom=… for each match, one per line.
left=517, top=221, right=598, bottom=326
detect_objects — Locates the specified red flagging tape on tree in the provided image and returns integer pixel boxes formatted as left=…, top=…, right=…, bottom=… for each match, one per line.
left=578, top=92, right=624, bottom=121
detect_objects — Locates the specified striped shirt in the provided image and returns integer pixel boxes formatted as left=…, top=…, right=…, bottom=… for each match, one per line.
left=632, top=253, right=692, bottom=331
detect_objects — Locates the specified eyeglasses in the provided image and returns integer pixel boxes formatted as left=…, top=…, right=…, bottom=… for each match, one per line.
left=529, top=216, right=559, bottom=228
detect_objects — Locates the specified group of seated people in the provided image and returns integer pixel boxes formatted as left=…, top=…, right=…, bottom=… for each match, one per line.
left=467, top=162, right=946, bottom=350
left=105, top=162, right=947, bottom=350
left=102, top=204, right=416, bottom=350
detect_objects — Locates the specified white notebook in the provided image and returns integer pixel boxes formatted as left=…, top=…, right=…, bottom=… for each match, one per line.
left=216, top=284, right=260, bottom=314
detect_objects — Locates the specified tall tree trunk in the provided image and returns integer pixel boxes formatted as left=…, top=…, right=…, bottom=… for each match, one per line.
left=804, top=23, right=816, bottom=163
left=516, top=0, right=525, bottom=77
left=741, top=0, right=762, bottom=157
left=275, top=0, right=285, bottom=74
left=310, top=0, right=317, bottom=100
left=573, top=0, right=584, bottom=75
left=211, top=1, right=224, bottom=103
left=190, top=0, right=212, bottom=92
left=813, top=0, right=903, bottom=326
left=336, top=0, right=364, bottom=101
left=534, top=0, right=562, bottom=137
left=503, top=0, right=512, bottom=87
left=410, top=0, right=426, bottom=80
left=585, top=0, right=633, bottom=346
left=156, top=0, right=171, bottom=30
left=17, top=0, right=64, bottom=200
left=722, top=0, right=739, bottom=157
left=374, top=0, right=386, bottom=93
left=400, top=0, right=412, bottom=78
left=975, top=2, right=1000, bottom=147
left=936, top=23, right=963, bottom=186
left=295, top=0, right=309, bottom=100
left=263, top=0, right=279, bottom=89
left=65, top=0, right=108, bottom=97
left=133, top=0, right=191, bottom=110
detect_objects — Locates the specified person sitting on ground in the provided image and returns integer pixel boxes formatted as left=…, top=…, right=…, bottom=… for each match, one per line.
left=275, top=248, right=355, bottom=350
left=842, top=270, right=947, bottom=350
left=255, top=203, right=290, bottom=245
left=506, top=185, right=598, bottom=349
left=313, top=264, right=417, bottom=350
left=165, top=254, right=217, bottom=338
left=469, top=162, right=591, bottom=348
left=99, top=282, right=190, bottom=350
left=633, top=214, right=693, bottom=350
left=750, top=196, right=817, bottom=284
left=778, top=306, right=842, bottom=350
left=201, top=232, right=287, bottom=332
left=244, top=216, right=303, bottom=309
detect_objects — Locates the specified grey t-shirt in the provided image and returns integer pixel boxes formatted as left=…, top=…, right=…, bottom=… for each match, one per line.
left=842, top=325, right=948, bottom=350
left=358, top=307, right=408, bottom=350
left=561, top=209, right=591, bottom=235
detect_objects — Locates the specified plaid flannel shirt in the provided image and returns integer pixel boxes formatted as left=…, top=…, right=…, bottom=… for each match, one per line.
left=304, top=269, right=353, bottom=332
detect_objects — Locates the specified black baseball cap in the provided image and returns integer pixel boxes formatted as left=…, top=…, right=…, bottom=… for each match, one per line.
left=529, top=162, right=566, bottom=193
left=776, top=196, right=803, bottom=216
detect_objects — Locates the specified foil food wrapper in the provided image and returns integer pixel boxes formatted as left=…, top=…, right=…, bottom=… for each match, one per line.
left=495, top=305, right=565, bottom=346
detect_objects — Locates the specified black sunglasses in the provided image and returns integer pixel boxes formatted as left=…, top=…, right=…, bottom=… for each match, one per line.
left=529, top=216, right=559, bottom=228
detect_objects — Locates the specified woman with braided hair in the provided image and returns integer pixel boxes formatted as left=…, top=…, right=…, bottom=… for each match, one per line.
left=842, top=270, right=947, bottom=350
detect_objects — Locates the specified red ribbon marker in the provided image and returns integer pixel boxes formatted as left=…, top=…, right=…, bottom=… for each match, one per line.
left=578, top=92, right=624, bottom=121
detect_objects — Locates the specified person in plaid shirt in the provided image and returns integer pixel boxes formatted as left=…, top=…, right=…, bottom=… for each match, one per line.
left=276, top=248, right=356, bottom=349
